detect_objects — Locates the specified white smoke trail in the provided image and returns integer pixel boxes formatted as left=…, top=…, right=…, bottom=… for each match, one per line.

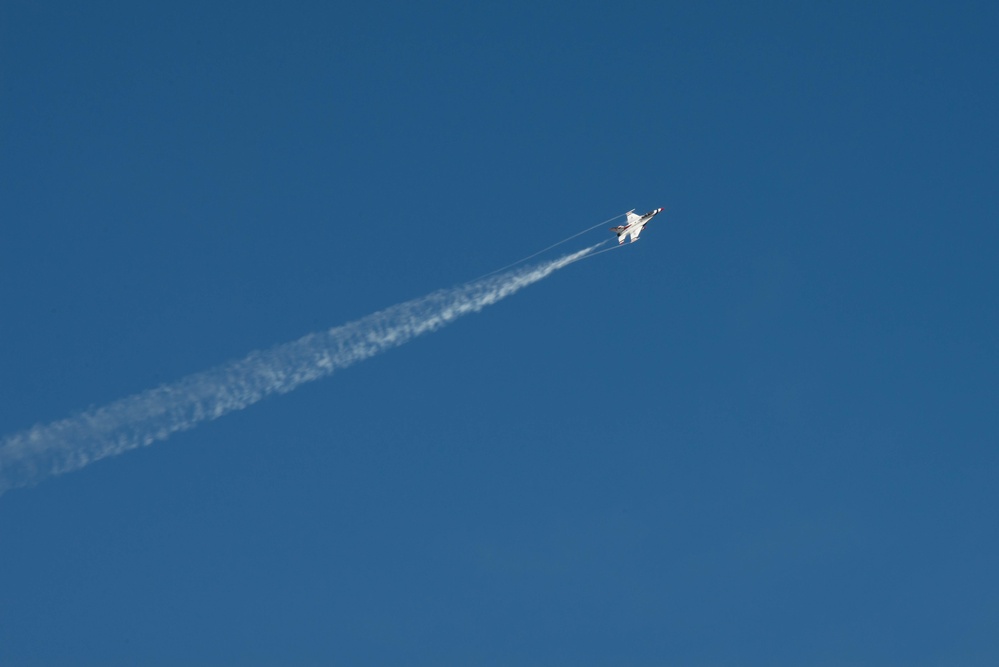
left=0, top=243, right=601, bottom=495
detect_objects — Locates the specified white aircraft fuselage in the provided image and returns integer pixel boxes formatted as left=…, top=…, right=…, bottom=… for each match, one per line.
left=611, top=207, right=663, bottom=244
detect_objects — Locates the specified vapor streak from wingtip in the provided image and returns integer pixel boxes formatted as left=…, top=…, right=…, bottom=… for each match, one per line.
left=0, top=243, right=602, bottom=495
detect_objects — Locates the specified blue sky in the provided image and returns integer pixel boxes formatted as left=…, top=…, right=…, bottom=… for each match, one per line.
left=2, top=1, right=998, bottom=665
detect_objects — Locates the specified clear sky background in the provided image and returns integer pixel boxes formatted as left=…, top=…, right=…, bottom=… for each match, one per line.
left=2, top=1, right=998, bottom=665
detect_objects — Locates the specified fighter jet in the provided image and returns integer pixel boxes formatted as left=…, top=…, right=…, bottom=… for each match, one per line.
left=611, top=207, right=664, bottom=244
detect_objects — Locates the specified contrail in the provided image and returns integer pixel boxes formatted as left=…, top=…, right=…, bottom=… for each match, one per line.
left=0, top=243, right=603, bottom=495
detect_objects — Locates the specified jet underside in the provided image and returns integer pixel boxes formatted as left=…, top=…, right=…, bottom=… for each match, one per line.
left=611, top=207, right=663, bottom=244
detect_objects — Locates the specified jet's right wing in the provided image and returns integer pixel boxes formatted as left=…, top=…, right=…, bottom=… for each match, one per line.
left=625, top=210, right=641, bottom=226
